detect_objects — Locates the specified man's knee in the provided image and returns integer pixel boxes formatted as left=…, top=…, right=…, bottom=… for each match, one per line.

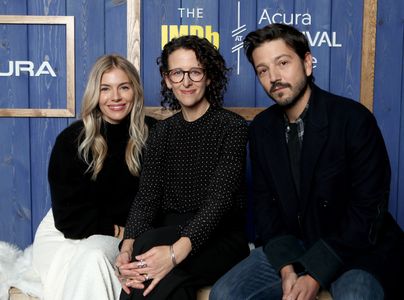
left=209, top=279, right=234, bottom=300
left=331, top=269, right=384, bottom=300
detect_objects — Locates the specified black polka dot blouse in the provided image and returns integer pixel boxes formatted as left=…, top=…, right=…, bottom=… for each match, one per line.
left=124, top=106, right=248, bottom=252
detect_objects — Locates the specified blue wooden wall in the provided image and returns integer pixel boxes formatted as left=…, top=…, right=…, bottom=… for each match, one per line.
left=0, top=0, right=128, bottom=248
left=0, top=0, right=402, bottom=249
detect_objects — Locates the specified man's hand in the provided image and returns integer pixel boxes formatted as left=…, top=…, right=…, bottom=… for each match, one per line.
left=280, top=265, right=298, bottom=297
left=282, top=274, right=320, bottom=300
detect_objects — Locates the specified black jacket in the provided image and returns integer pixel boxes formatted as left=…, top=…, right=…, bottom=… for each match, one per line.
left=249, top=84, right=404, bottom=298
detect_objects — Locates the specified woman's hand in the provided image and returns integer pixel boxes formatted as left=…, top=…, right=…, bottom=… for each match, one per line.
left=115, top=239, right=137, bottom=295
left=126, top=245, right=173, bottom=295
left=126, top=237, right=192, bottom=297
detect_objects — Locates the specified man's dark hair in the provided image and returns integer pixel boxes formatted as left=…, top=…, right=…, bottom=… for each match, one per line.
left=157, top=35, right=230, bottom=110
left=244, top=23, right=313, bottom=82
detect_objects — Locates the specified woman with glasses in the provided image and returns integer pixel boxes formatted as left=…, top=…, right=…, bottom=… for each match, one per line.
left=115, top=35, right=250, bottom=300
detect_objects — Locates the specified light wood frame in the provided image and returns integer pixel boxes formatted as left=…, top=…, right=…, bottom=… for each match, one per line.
left=360, top=0, right=378, bottom=112
left=129, top=0, right=377, bottom=120
left=0, top=15, right=75, bottom=117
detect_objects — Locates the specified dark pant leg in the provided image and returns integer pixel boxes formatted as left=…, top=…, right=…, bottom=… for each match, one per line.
left=330, top=269, right=384, bottom=300
left=165, top=228, right=249, bottom=299
left=181, top=228, right=249, bottom=285
left=210, top=247, right=283, bottom=300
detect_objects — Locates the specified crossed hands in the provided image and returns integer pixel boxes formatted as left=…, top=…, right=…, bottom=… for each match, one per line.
left=115, top=245, right=175, bottom=297
left=281, top=265, right=320, bottom=300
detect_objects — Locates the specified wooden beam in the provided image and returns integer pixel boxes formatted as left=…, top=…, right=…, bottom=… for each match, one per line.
left=127, top=0, right=141, bottom=71
left=360, top=0, right=378, bottom=112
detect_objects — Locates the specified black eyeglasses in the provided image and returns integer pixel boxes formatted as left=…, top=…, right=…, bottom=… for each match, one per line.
left=166, top=68, right=205, bottom=83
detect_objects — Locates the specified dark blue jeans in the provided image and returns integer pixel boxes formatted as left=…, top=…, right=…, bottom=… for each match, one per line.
left=210, top=247, right=384, bottom=300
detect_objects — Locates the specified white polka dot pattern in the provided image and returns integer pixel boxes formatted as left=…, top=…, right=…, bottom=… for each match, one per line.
left=124, top=106, right=248, bottom=252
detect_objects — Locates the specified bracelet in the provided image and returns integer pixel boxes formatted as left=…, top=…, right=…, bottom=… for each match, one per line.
left=170, top=244, right=177, bottom=267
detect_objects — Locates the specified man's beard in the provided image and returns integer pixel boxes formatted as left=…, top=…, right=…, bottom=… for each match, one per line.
left=268, top=76, right=309, bottom=110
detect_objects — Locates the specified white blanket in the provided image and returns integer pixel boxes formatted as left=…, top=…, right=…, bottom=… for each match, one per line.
left=0, top=241, right=43, bottom=300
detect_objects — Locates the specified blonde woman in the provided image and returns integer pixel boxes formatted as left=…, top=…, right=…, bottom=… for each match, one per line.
left=33, top=54, right=155, bottom=300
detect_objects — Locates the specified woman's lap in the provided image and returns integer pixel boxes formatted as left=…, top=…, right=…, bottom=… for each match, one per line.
left=33, top=209, right=120, bottom=279
left=123, top=225, right=249, bottom=300
left=33, top=209, right=121, bottom=300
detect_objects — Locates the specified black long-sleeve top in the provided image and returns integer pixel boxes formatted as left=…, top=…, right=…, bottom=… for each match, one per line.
left=49, top=116, right=155, bottom=239
left=124, top=106, right=248, bottom=252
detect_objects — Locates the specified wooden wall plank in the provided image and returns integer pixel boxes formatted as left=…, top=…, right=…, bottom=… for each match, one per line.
left=360, top=0, right=377, bottom=111
left=220, top=0, right=257, bottom=107
left=67, top=0, right=105, bottom=121
left=27, top=0, right=68, bottom=244
left=399, top=39, right=404, bottom=229
left=181, top=0, right=216, bottom=26
left=105, top=0, right=127, bottom=56
left=329, top=0, right=363, bottom=101
left=0, top=0, right=32, bottom=247
left=295, top=0, right=332, bottom=91
left=142, top=0, right=181, bottom=106
left=373, top=0, right=404, bottom=227
left=127, top=0, right=140, bottom=70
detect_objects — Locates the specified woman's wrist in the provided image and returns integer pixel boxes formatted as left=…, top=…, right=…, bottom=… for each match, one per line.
left=172, top=237, right=192, bottom=265
left=114, top=224, right=121, bottom=238
left=121, top=238, right=134, bottom=255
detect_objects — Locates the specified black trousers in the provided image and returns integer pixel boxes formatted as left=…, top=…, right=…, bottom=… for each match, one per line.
left=120, top=221, right=249, bottom=300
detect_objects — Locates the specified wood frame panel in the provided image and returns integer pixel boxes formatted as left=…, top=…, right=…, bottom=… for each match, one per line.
left=0, top=15, right=75, bottom=117
left=360, top=0, right=378, bottom=112
left=128, top=0, right=377, bottom=120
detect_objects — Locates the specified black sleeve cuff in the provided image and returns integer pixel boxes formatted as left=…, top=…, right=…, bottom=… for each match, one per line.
left=263, top=235, right=305, bottom=272
left=95, top=218, right=115, bottom=237
left=298, top=239, right=343, bottom=288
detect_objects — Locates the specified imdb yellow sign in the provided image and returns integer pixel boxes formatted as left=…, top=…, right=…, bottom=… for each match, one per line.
left=161, top=25, right=220, bottom=49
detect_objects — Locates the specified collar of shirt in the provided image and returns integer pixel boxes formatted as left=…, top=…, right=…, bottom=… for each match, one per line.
left=284, top=103, right=309, bottom=145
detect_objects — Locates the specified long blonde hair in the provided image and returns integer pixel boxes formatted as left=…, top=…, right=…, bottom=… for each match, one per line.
left=78, top=54, right=148, bottom=180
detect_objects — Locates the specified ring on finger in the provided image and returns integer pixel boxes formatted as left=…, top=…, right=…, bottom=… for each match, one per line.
left=144, top=273, right=150, bottom=281
left=138, top=259, right=147, bottom=268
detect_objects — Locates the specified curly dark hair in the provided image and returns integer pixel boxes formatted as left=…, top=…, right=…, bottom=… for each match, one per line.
left=157, top=35, right=230, bottom=110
